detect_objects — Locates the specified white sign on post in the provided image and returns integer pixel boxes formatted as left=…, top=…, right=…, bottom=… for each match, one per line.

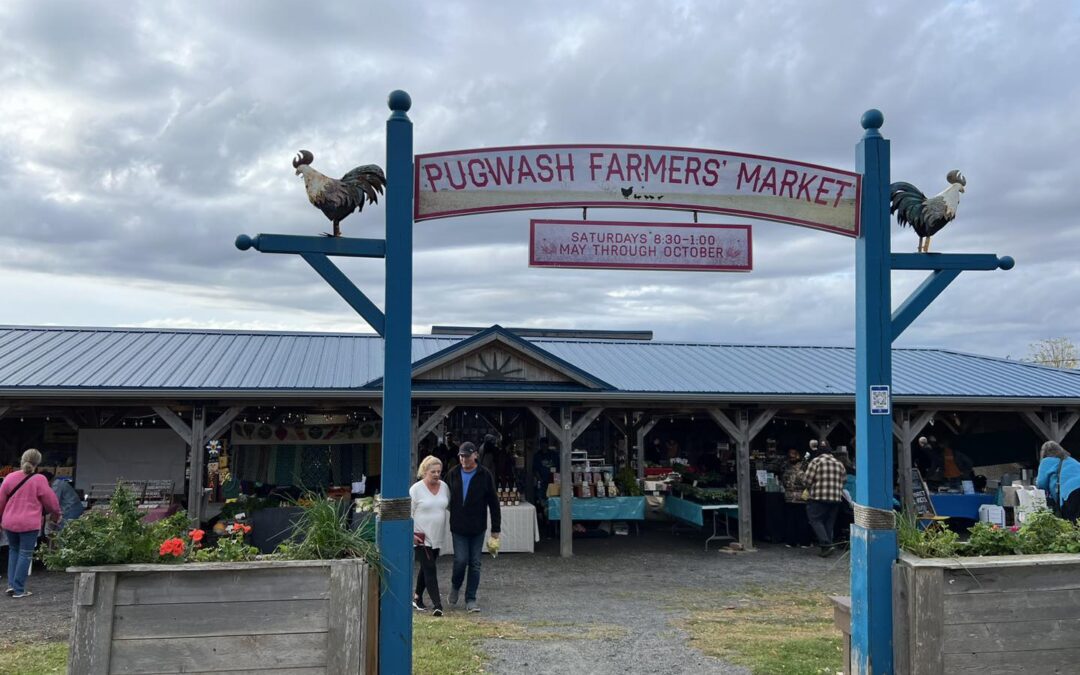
left=870, top=385, right=891, bottom=415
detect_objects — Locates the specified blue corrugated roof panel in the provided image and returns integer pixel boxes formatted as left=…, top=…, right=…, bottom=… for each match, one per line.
left=1, top=325, right=1079, bottom=401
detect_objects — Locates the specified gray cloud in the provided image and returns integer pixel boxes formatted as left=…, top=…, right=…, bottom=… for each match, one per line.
left=1, top=0, right=1078, bottom=361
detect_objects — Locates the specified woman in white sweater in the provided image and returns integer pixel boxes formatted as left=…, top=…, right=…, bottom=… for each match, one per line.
left=410, top=455, right=449, bottom=616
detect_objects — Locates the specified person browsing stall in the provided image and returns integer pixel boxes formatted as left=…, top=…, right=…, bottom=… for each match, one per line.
left=444, top=441, right=500, bottom=613
left=802, top=444, right=847, bottom=557
left=0, top=449, right=61, bottom=598
left=1036, top=441, right=1080, bottom=522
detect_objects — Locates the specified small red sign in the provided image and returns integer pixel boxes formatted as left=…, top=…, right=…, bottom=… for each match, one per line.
left=529, top=219, right=752, bottom=272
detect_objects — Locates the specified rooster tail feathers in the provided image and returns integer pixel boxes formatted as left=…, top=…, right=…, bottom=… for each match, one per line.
left=341, top=164, right=387, bottom=207
left=889, top=181, right=926, bottom=228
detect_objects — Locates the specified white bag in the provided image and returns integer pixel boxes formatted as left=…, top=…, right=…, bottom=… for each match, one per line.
left=1015, top=486, right=1047, bottom=524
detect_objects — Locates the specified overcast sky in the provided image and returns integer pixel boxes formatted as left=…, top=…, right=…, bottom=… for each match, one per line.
left=2, top=1, right=1078, bottom=360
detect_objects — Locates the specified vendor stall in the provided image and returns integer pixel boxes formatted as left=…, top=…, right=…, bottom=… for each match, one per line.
left=930, top=493, right=996, bottom=520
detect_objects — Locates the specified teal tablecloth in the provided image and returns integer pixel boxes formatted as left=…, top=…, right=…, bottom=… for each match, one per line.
left=664, top=495, right=739, bottom=527
left=546, top=496, right=645, bottom=521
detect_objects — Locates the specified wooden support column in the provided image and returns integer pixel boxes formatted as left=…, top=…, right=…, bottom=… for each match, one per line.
left=892, top=410, right=935, bottom=515
left=1023, top=410, right=1080, bottom=444
left=635, top=418, right=659, bottom=480
left=808, top=417, right=841, bottom=443
left=188, top=407, right=207, bottom=524
left=527, top=405, right=603, bottom=557
left=413, top=404, right=455, bottom=469
left=708, top=407, right=777, bottom=551
left=152, top=405, right=241, bottom=524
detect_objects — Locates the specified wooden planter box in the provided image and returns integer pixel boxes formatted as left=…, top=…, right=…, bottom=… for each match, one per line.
left=894, top=551, right=1080, bottom=675
left=67, top=559, right=378, bottom=675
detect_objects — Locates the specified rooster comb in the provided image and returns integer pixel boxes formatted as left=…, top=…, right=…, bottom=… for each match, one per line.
left=946, top=169, right=966, bottom=186
left=292, top=150, right=314, bottom=169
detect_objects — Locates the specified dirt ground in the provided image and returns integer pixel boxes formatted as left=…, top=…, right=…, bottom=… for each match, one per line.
left=2, top=524, right=849, bottom=673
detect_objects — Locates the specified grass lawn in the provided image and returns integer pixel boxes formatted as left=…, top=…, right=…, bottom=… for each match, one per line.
left=0, top=642, right=67, bottom=674
left=0, top=615, right=596, bottom=675
left=680, top=587, right=843, bottom=675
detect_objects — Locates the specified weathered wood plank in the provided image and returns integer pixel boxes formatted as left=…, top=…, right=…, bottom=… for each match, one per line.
left=901, top=551, right=1080, bottom=570
left=365, top=566, right=379, bottom=674
left=69, top=559, right=338, bottom=573
left=945, top=589, right=1080, bottom=624
left=110, top=633, right=327, bottom=674
left=113, top=599, right=328, bottom=639
left=943, top=563, right=1080, bottom=595
left=893, top=563, right=911, bottom=675
left=328, top=562, right=364, bottom=675
left=911, top=566, right=944, bottom=675
left=943, top=618, right=1080, bottom=654
left=114, top=567, right=330, bottom=605
left=942, top=648, right=1080, bottom=675
left=68, top=572, right=116, bottom=675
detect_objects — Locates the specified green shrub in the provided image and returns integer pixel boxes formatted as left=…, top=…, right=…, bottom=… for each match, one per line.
left=897, top=513, right=959, bottom=558
left=41, top=486, right=192, bottom=569
left=274, top=494, right=380, bottom=568
left=963, top=522, right=1021, bottom=556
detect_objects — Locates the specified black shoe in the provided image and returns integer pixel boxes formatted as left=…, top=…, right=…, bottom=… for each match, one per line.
left=432, top=608, right=443, bottom=617
left=819, top=546, right=835, bottom=558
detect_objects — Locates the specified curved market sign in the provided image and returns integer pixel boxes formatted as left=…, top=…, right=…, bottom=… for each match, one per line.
left=414, top=144, right=861, bottom=237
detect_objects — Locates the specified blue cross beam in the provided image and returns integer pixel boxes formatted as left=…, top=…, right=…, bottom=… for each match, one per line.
left=235, top=233, right=388, bottom=337
left=890, top=252, right=1014, bottom=341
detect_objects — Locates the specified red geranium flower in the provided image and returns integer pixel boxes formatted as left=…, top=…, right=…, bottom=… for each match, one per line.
left=189, top=529, right=205, bottom=543
left=241, top=524, right=252, bottom=534
left=159, top=537, right=186, bottom=557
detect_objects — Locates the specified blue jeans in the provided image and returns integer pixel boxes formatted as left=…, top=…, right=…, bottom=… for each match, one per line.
left=5, top=529, right=38, bottom=594
left=451, top=532, right=485, bottom=603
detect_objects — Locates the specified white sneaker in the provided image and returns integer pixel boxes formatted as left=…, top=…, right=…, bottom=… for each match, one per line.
left=12, top=591, right=32, bottom=599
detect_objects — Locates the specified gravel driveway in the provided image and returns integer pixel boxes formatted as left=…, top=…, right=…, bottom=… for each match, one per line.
left=2, top=525, right=849, bottom=673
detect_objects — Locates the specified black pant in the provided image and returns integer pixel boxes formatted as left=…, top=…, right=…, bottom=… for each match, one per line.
left=806, top=500, right=840, bottom=548
left=414, top=545, right=442, bottom=609
left=783, top=502, right=812, bottom=547
left=1064, top=491, right=1080, bottom=523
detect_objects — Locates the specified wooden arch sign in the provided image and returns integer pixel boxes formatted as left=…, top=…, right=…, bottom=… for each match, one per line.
left=414, top=144, right=861, bottom=236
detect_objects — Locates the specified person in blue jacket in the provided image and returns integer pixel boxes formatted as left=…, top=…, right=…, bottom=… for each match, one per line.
left=1035, top=441, right=1080, bottom=522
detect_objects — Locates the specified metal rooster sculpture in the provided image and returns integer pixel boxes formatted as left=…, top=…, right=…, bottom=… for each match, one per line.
left=293, top=150, right=386, bottom=237
left=889, top=170, right=966, bottom=252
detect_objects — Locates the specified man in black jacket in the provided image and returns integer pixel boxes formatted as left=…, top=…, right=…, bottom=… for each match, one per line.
left=445, top=441, right=501, bottom=613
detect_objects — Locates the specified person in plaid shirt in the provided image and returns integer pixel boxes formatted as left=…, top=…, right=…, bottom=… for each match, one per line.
left=803, top=445, right=847, bottom=557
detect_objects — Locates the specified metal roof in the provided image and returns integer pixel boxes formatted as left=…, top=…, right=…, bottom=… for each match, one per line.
left=1, top=325, right=1080, bottom=403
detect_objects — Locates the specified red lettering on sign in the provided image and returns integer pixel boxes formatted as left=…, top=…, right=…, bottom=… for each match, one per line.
left=796, top=172, right=816, bottom=201
left=535, top=154, right=554, bottom=183
left=736, top=162, right=760, bottom=191
left=832, top=179, right=854, bottom=207
left=701, top=158, right=721, bottom=187
left=589, top=153, right=603, bottom=181
left=758, top=167, right=777, bottom=195
left=518, top=155, right=537, bottom=183
left=684, top=156, right=702, bottom=185
left=625, top=153, right=643, bottom=182
left=556, top=153, right=575, bottom=182
left=779, top=169, right=798, bottom=199
left=482, top=156, right=514, bottom=186
left=814, top=176, right=835, bottom=205
left=668, top=155, right=685, bottom=184
left=423, top=163, right=443, bottom=193
left=445, top=161, right=467, bottom=190
left=645, top=154, right=667, bottom=182
left=467, top=158, right=488, bottom=188
left=605, top=153, right=626, bottom=182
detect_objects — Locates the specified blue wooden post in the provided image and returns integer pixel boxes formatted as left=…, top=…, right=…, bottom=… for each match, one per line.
left=380, top=89, right=414, bottom=673
left=851, top=109, right=895, bottom=675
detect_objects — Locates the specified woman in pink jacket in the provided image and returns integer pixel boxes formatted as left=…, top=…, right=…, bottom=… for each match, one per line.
left=0, top=449, right=61, bottom=598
